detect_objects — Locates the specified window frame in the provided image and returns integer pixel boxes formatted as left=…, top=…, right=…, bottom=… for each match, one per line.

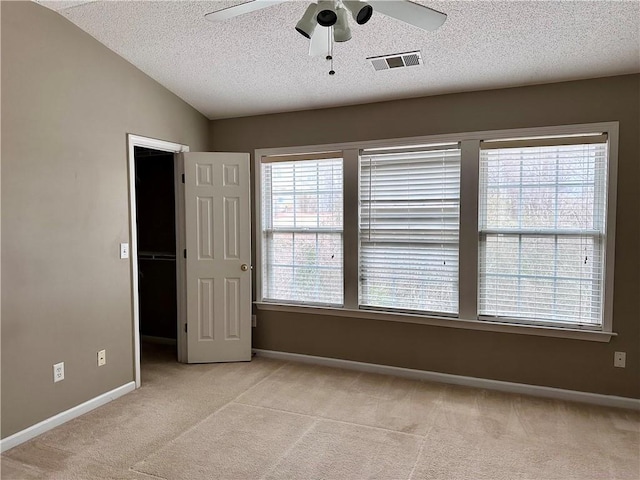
left=260, top=155, right=345, bottom=306
left=476, top=138, right=610, bottom=329
left=254, top=122, right=619, bottom=342
left=358, top=144, right=462, bottom=316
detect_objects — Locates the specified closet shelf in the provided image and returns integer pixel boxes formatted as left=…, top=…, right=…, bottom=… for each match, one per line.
left=138, top=251, right=176, bottom=261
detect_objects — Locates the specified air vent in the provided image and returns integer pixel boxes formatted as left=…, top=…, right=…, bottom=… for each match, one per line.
left=367, top=50, right=422, bottom=71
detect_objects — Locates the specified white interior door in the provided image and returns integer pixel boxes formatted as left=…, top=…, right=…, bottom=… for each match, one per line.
left=182, top=152, right=251, bottom=363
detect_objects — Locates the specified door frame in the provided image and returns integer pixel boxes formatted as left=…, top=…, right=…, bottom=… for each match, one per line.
left=127, top=134, right=189, bottom=388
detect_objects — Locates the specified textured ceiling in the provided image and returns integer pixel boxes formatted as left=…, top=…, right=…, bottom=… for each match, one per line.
left=38, top=0, right=640, bottom=120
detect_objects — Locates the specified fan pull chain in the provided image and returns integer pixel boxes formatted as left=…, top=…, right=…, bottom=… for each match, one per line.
left=327, top=26, right=335, bottom=75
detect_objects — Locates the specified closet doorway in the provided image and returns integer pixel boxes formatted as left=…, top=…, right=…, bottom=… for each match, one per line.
left=134, top=147, right=178, bottom=346
left=128, top=135, right=252, bottom=385
left=128, top=135, right=189, bottom=387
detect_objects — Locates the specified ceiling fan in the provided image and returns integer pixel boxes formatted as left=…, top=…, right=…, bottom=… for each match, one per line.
left=204, top=1, right=447, bottom=57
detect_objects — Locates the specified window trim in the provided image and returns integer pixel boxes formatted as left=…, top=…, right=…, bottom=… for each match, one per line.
left=359, top=144, right=462, bottom=315
left=254, top=122, right=618, bottom=342
left=260, top=156, right=345, bottom=306
left=477, top=139, right=610, bottom=328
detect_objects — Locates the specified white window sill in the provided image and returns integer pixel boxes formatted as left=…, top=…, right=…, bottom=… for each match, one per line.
left=254, top=302, right=615, bottom=343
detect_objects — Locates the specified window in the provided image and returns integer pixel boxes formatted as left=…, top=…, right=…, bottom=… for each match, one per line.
left=478, top=135, right=608, bottom=327
left=256, top=123, right=617, bottom=340
left=360, top=145, right=461, bottom=314
left=261, top=155, right=343, bottom=305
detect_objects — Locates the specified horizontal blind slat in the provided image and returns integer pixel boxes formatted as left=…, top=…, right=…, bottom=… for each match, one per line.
left=478, top=141, right=607, bottom=326
left=262, top=158, right=344, bottom=306
left=360, top=147, right=461, bottom=314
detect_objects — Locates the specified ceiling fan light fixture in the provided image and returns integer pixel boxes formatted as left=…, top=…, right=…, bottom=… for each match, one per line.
left=316, top=0, right=338, bottom=27
left=342, top=1, right=373, bottom=25
left=295, top=3, right=319, bottom=39
left=333, top=7, right=352, bottom=42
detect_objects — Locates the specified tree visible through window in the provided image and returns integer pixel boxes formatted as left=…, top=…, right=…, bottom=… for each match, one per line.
left=257, top=126, right=616, bottom=336
left=478, top=137, right=608, bottom=326
left=261, top=157, right=343, bottom=305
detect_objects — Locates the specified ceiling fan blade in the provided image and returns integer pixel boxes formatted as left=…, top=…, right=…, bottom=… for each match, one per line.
left=205, top=0, right=285, bottom=22
left=309, top=26, right=331, bottom=57
left=369, top=1, right=447, bottom=31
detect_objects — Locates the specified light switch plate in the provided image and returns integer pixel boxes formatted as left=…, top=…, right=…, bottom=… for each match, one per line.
left=120, top=243, right=129, bottom=259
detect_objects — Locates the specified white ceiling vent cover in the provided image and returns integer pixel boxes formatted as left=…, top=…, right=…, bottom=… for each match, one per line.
left=367, top=51, right=422, bottom=71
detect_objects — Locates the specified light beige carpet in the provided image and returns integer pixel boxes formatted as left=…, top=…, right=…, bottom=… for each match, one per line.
left=2, top=343, right=638, bottom=479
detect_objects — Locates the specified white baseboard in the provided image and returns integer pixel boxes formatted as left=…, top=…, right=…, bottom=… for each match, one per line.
left=254, top=349, right=640, bottom=411
left=0, top=381, right=136, bottom=453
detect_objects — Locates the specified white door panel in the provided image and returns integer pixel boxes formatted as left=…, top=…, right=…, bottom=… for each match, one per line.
left=181, top=152, right=251, bottom=363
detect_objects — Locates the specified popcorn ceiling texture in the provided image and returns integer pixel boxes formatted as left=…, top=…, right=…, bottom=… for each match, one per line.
left=38, top=0, right=640, bottom=119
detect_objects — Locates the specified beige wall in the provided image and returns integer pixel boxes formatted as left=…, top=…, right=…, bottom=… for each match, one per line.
left=210, top=74, right=640, bottom=399
left=1, top=1, right=209, bottom=438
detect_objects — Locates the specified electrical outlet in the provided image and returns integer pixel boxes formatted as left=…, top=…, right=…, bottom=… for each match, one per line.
left=614, top=351, right=626, bottom=368
left=97, top=349, right=106, bottom=367
left=251, top=315, right=257, bottom=327
left=53, top=362, right=64, bottom=382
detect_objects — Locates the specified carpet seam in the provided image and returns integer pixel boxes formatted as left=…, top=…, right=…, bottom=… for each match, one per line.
left=3, top=439, right=107, bottom=474
left=27, top=439, right=75, bottom=456
left=406, top=385, right=447, bottom=480
left=0, top=455, right=48, bottom=476
left=7, top=348, right=637, bottom=479
left=232, top=401, right=425, bottom=439
left=129, top=360, right=291, bottom=475
left=33, top=420, right=92, bottom=457
left=406, top=435, right=428, bottom=480
left=258, top=418, right=321, bottom=480
left=128, top=466, right=168, bottom=479
left=128, top=404, right=234, bottom=474
left=232, top=361, right=291, bottom=404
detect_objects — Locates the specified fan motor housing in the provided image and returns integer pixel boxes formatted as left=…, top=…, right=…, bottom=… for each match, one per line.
left=317, top=9, right=337, bottom=26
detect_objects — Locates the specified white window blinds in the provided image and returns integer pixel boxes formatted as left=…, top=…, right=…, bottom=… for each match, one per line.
left=478, top=136, right=608, bottom=326
left=261, top=157, right=343, bottom=306
left=360, top=145, right=461, bottom=314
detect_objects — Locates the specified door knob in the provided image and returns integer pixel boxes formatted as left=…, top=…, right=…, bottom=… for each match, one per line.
left=241, top=264, right=249, bottom=271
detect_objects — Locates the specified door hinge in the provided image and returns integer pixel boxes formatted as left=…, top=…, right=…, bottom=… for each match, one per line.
left=181, top=173, right=185, bottom=184
left=184, top=323, right=188, bottom=333
left=183, top=249, right=187, bottom=259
